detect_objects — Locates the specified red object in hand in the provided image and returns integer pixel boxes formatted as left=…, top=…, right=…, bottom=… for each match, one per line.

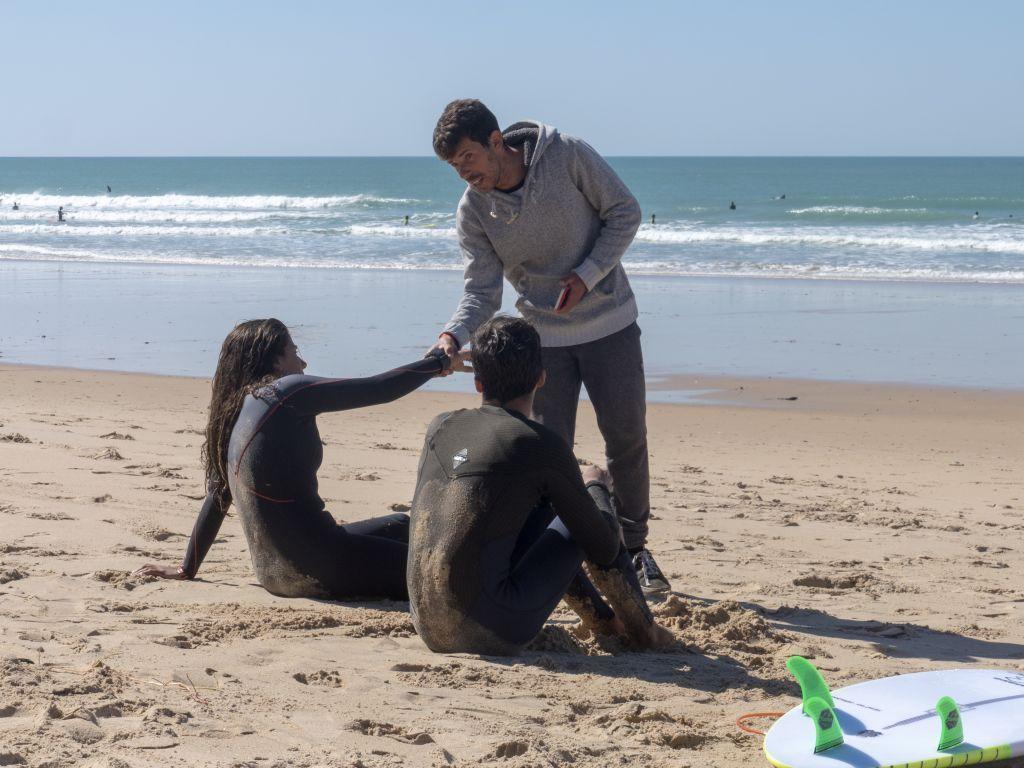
left=555, top=284, right=572, bottom=311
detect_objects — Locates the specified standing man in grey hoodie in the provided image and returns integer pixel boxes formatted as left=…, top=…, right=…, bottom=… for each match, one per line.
left=427, top=99, right=670, bottom=594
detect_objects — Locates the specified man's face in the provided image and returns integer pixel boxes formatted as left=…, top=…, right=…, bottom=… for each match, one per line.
left=447, top=133, right=502, bottom=192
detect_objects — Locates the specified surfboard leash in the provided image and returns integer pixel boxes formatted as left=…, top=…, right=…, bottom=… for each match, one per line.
left=735, top=712, right=784, bottom=737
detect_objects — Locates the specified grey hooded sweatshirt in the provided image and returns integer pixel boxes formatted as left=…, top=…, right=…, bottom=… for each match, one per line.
left=443, top=122, right=642, bottom=348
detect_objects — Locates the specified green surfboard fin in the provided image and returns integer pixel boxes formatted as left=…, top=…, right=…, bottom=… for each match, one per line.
left=805, top=696, right=844, bottom=753
left=786, top=655, right=835, bottom=714
left=936, top=695, right=964, bottom=751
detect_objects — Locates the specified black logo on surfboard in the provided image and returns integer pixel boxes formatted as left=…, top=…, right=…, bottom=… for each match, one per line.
left=818, top=709, right=834, bottom=730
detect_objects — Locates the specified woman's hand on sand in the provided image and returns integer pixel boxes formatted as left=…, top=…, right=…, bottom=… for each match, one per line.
left=132, top=563, right=187, bottom=580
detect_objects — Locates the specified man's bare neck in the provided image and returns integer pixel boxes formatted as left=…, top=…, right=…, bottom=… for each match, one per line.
left=496, top=146, right=526, bottom=191
left=483, top=393, right=534, bottom=419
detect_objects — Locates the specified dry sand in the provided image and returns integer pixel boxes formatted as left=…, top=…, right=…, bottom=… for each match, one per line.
left=1, top=363, right=1022, bottom=767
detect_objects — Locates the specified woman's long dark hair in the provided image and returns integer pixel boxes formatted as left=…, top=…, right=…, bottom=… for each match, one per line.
left=202, top=318, right=291, bottom=504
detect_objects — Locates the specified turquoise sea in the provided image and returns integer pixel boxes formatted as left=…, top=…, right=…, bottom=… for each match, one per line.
left=1, top=157, right=1022, bottom=390
left=2, top=157, right=1023, bottom=281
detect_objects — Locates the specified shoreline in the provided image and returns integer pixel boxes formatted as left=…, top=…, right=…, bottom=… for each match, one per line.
left=4, top=362, right=1023, bottom=407
left=4, top=253, right=1024, bottom=286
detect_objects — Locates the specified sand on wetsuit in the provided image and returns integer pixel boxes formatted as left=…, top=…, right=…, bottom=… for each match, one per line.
left=407, top=316, right=669, bottom=655
left=135, top=318, right=453, bottom=600
left=407, top=405, right=622, bottom=654
left=180, top=355, right=447, bottom=599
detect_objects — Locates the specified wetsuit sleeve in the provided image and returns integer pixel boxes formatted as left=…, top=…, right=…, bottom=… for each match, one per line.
left=180, top=491, right=229, bottom=579
left=542, top=440, right=621, bottom=567
left=280, top=356, right=447, bottom=417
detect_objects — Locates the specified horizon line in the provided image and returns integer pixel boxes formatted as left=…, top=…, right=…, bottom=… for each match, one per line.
left=2, top=154, right=1024, bottom=160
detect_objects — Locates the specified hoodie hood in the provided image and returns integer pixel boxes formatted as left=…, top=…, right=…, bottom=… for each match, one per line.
left=501, top=121, right=555, bottom=169
left=473, top=121, right=557, bottom=222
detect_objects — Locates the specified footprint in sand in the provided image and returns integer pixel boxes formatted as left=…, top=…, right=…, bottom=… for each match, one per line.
left=349, top=719, right=434, bottom=745
left=793, top=573, right=876, bottom=590
left=592, top=703, right=711, bottom=751
left=292, top=670, right=344, bottom=687
left=87, top=447, right=125, bottom=461
left=98, top=432, right=134, bottom=441
left=0, top=568, right=27, bottom=585
left=490, top=740, right=529, bottom=758
left=92, top=570, right=156, bottom=591
left=28, top=511, right=76, bottom=521
left=131, top=524, right=182, bottom=542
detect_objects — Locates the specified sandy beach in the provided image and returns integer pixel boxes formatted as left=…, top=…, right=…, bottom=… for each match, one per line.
left=1, top=363, right=1021, bottom=767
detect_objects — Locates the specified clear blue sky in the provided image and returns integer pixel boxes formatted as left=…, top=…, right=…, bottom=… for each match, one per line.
left=3, top=0, right=1021, bottom=156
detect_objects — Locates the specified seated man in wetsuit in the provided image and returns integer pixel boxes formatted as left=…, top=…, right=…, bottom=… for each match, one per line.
left=407, top=315, right=672, bottom=655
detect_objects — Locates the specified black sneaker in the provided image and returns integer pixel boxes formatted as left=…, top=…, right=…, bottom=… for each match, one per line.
left=633, top=549, right=671, bottom=595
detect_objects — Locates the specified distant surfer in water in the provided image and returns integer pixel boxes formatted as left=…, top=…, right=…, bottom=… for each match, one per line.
left=134, top=318, right=453, bottom=600
left=12, top=202, right=19, bottom=211
left=57, top=206, right=66, bottom=222
left=107, top=185, right=112, bottom=193
left=729, top=201, right=736, bottom=210
left=408, top=316, right=673, bottom=655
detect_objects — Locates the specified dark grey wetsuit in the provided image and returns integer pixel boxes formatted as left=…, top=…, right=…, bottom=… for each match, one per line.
left=180, top=355, right=445, bottom=600
left=408, top=405, right=633, bottom=655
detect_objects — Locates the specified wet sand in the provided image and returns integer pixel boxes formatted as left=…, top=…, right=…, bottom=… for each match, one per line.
left=2, top=258, right=1022, bottom=390
left=1, top=363, right=1022, bottom=767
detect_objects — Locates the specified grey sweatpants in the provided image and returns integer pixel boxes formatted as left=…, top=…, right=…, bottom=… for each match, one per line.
left=531, top=322, right=651, bottom=550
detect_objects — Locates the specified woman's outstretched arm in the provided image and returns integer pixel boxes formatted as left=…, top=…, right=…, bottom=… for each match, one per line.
left=275, top=352, right=450, bottom=417
left=133, top=490, right=229, bottom=580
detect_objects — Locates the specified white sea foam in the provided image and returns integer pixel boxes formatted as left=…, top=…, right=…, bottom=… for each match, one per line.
left=345, top=224, right=458, bottom=239
left=0, top=192, right=418, bottom=210
left=787, top=206, right=929, bottom=215
left=0, top=209, right=339, bottom=224
left=4, top=242, right=1022, bottom=283
left=622, top=259, right=1024, bottom=283
left=634, top=225, right=1024, bottom=255
left=0, top=223, right=291, bottom=237
left=0, top=243, right=461, bottom=272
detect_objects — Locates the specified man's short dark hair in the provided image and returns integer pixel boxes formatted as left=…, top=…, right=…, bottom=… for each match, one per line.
left=471, top=316, right=543, bottom=404
left=433, top=99, right=500, bottom=160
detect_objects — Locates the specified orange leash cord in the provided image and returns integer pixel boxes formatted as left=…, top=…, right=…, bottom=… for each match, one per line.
left=736, top=712, right=785, bottom=737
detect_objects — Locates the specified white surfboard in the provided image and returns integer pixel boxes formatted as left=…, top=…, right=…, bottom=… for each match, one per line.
left=764, top=666, right=1024, bottom=768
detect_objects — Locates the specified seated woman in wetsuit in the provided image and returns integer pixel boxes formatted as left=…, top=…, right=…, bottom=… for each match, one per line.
left=407, top=316, right=672, bottom=654
left=134, top=318, right=450, bottom=600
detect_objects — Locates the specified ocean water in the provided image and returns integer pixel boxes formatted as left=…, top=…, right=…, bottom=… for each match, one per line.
left=1, top=157, right=1023, bottom=282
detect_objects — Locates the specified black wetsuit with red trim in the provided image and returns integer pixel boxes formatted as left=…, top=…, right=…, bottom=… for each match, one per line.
left=180, top=355, right=446, bottom=600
